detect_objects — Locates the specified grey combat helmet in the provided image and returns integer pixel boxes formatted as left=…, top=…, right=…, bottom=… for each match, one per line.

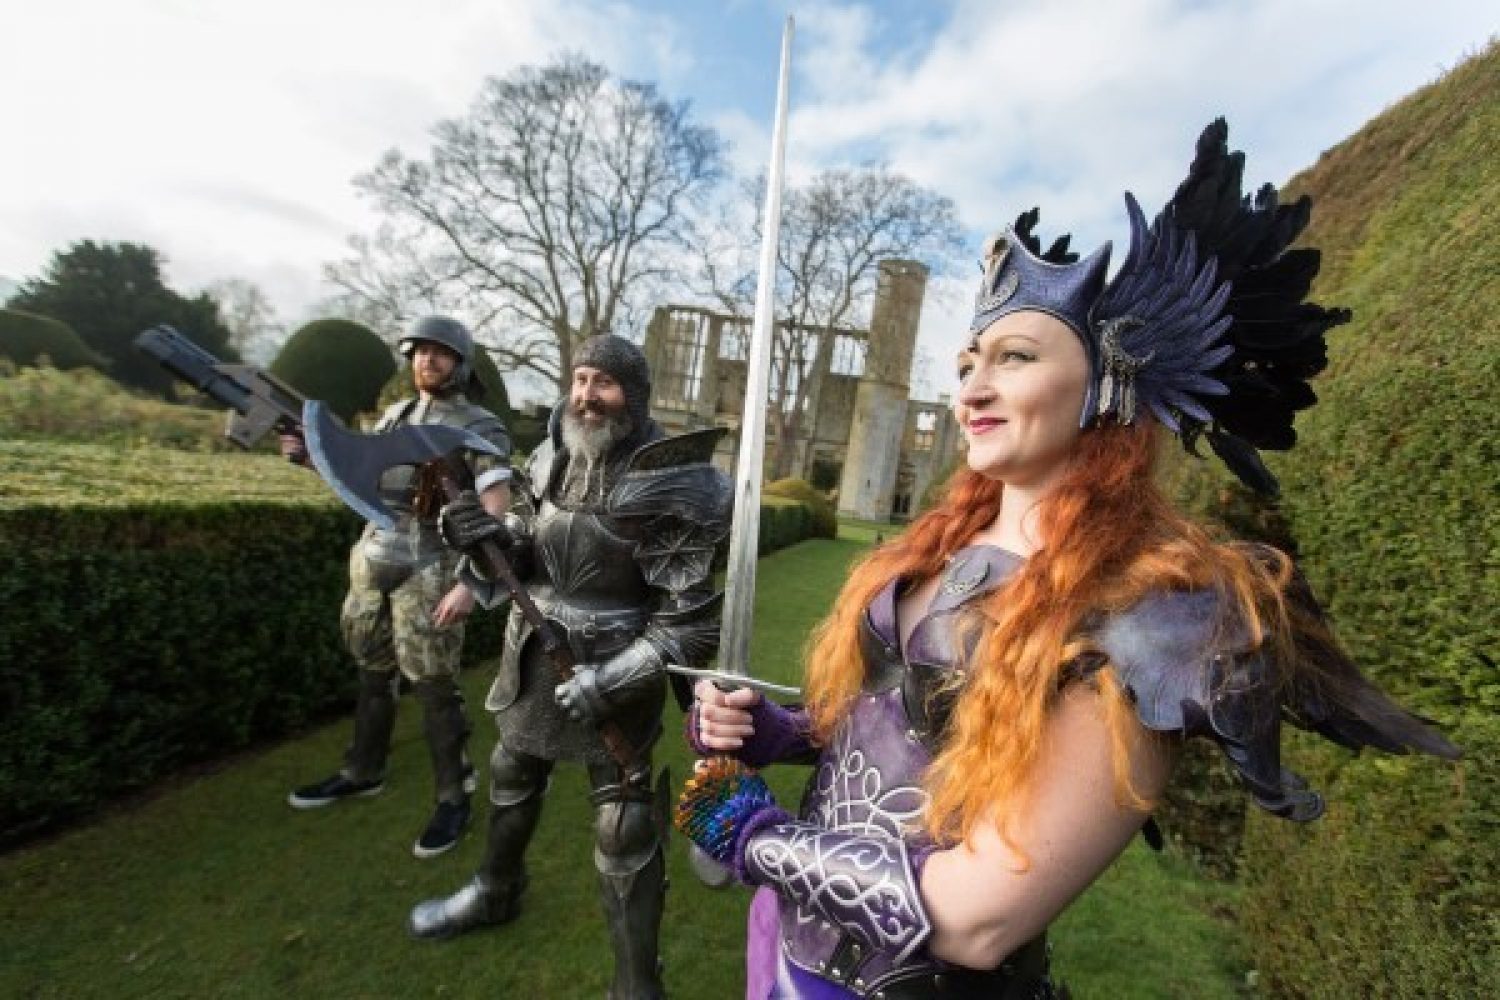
left=399, top=315, right=474, bottom=396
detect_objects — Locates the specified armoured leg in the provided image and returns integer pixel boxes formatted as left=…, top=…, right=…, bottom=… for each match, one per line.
left=590, top=760, right=667, bottom=1000
left=408, top=743, right=551, bottom=939
left=413, top=677, right=471, bottom=805
left=342, top=668, right=398, bottom=783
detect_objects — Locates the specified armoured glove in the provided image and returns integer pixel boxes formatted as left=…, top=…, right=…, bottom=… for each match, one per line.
left=554, top=640, right=666, bottom=724
left=439, top=490, right=513, bottom=550
left=676, top=759, right=934, bottom=964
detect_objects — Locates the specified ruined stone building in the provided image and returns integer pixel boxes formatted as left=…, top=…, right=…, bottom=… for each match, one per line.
left=641, top=259, right=960, bottom=523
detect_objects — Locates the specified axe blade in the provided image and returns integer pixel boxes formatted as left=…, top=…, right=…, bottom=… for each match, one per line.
left=302, top=400, right=504, bottom=530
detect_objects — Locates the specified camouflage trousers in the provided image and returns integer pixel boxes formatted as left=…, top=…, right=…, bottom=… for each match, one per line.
left=340, top=538, right=465, bottom=683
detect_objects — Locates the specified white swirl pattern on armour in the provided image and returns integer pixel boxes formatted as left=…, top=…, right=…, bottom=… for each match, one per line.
left=810, top=714, right=930, bottom=838
left=750, top=822, right=933, bottom=965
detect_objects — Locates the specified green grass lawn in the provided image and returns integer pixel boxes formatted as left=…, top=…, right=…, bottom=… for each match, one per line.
left=0, top=532, right=1245, bottom=998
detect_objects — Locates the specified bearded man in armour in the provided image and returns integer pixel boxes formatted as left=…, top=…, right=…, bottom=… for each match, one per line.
left=410, top=334, right=731, bottom=1000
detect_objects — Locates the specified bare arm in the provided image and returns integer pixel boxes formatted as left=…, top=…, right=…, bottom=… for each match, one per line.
left=921, top=684, right=1176, bottom=968
left=479, top=482, right=511, bottom=519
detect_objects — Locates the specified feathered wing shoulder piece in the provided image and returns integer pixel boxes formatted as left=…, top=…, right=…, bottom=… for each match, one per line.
left=1089, top=560, right=1459, bottom=822
left=1086, top=192, right=1235, bottom=430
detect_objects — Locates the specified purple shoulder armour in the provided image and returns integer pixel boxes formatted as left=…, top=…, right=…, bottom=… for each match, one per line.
left=1091, top=580, right=1457, bottom=822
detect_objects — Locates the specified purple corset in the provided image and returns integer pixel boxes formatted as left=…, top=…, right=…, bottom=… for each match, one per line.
left=778, top=546, right=1021, bottom=988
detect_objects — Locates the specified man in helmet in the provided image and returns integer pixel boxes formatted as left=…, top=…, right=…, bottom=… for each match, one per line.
left=282, top=315, right=513, bottom=860
left=408, top=334, right=731, bottom=1000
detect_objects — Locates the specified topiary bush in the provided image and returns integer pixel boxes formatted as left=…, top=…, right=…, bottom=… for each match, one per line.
left=758, top=496, right=813, bottom=554
left=764, top=478, right=837, bottom=539
left=0, top=308, right=108, bottom=370
left=270, top=319, right=395, bottom=422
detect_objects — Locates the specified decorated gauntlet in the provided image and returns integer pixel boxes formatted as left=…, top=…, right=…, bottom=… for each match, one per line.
left=677, top=761, right=934, bottom=964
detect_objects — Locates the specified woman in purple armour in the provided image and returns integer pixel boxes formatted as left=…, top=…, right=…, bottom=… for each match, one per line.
left=678, top=120, right=1457, bottom=1000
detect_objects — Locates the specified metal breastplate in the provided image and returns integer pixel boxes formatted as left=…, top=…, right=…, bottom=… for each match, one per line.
left=783, top=547, right=1025, bottom=989
left=514, top=491, right=654, bottom=664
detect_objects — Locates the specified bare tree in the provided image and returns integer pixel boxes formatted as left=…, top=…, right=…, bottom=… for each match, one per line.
left=204, top=277, right=284, bottom=364
left=326, top=56, right=725, bottom=391
left=704, top=166, right=965, bottom=479
left=320, top=223, right=456, bottom=337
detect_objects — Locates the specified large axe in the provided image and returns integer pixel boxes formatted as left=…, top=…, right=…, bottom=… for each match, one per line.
left=301, top=399, right=645, bottom=769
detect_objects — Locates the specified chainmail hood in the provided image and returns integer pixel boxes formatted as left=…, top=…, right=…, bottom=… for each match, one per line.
left=574, top=335, right=652, bottom=434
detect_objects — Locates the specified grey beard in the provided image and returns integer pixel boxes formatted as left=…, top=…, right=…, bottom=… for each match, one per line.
left=561, top=408, right=631, bottom=461
left=560, top=409, right=632, bottom=505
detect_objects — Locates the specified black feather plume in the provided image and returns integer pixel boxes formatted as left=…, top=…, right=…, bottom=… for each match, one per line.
left=1163, top=119, right=1351, bottom=494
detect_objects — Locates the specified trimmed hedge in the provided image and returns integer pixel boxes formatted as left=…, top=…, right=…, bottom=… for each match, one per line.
left=1163, top=44, right=1497, bottom=994
left=1, top=442, right=824, bottom=846
left=759, top=495, right=815, bottom=554
left=0, top=364, right=229, bottom=450
left=765, top=478, right=837, bottom=539
left=0, top=444, right=503, bottom=848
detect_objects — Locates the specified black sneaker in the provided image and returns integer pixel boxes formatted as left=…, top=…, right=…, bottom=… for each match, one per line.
left=413, top=799, right=472, bottom=859
left=287, top=773, right=385, bottom=810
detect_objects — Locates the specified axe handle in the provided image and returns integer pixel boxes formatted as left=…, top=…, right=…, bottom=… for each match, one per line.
left=436, top=464, right=640, bottom=770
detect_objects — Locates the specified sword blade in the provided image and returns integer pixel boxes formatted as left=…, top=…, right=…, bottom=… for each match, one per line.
left=720, top=15, right=794, bottom=680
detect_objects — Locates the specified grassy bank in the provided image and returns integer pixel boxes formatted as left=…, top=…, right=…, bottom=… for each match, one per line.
left=0, top=532, right=1244, bottom=997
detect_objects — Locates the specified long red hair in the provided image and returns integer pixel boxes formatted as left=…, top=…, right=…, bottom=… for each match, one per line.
left=804, top=421, right=1304, bottom=847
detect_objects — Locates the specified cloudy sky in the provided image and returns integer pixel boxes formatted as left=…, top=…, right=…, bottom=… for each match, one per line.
left=2, top=0, right=1493, bottom=400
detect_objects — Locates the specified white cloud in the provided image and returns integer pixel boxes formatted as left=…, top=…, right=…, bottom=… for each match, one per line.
left=2, top=0, right=1492, bottom=403
left=776, top=0, right=1496, bottom=399
left=0, top=0, right=687, bottom=326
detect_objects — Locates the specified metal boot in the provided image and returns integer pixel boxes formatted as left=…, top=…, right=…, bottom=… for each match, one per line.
left=408, top=869, right=529, bottom=939
left=409, top=745, right=549, bottom=939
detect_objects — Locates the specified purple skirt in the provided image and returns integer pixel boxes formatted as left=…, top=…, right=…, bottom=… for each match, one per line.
left=746, top=887, right=857, bottom=999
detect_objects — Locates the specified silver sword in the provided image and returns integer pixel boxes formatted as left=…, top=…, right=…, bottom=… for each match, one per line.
left=689, top=15, right=796, bottom=889
left=720, top=14, right=794, bottom=688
